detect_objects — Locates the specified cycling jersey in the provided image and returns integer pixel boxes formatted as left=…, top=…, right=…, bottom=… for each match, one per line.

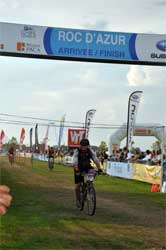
left=48, top=149, right=54, bottom=158
left=73, top=147, right=99, bottom=172
left=8, top=147, right=14, bottom=155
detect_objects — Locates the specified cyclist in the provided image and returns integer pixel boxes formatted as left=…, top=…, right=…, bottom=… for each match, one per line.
left=7, top=146, right=15, bottom=165
left=48, top=146, right=55, bottom=169
left=73, top=138, right=102, bottom=208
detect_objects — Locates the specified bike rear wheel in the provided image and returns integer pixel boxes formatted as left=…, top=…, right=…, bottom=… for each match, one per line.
left=86, top=184, right=96, bottom=216
left=9, top=154, right=14, bottom=165
left=48, top=158, right=54, bottom=170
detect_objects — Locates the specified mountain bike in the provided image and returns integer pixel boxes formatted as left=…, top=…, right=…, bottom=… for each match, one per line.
left=78, top=169, right=97, bottom=216
left=48, top=157, right=54, bottom=171
left=8, top=154, right=14, bottom=166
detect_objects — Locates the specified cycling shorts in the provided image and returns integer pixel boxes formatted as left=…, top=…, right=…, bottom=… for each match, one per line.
left=74, top=166, right=93, bottom=184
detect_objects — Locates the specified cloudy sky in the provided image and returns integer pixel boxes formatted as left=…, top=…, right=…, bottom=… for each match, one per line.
left=0, top=0, right=165, bottom=150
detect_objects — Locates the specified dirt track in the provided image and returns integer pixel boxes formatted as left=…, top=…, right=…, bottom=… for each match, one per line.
left=1, top=158, right=165, bottom=250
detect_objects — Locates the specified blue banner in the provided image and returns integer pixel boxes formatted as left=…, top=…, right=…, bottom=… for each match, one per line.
left=44, top=28, right=138, bottom=61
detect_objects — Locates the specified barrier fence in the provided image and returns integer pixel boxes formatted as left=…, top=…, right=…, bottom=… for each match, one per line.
left=106, top=161, right=161, bottom=184
left=14, top=152, right=162, bottom=185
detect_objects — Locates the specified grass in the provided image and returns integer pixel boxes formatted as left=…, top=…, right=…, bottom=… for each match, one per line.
left=0, top=157, right=165, bottom=250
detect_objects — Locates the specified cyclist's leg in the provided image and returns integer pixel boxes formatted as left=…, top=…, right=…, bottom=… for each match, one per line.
left=74, top=171, right=84, bottom=208
left=52, top=156, right=54, bottom=165
left=8, top=155, right=11, bottom=164
left=9, top=154, right=13, bottom=165
left=51, top=156, right=54, bottom=166
left=48, top=157, right=53, bottom=170
left=11, top=154, right=14, bottom=164
left=48, top=157, right=50, bottom=169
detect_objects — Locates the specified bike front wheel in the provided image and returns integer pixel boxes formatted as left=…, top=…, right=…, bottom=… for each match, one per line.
left=78, top=183, right=86, bottom=211
left=48, top=158, right=54, bottom=171
left=9, top=154, right=14, bottom=165
left=86, top=184, right=96, bottom=216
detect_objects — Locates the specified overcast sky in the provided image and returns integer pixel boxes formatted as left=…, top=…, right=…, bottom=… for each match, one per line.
left=0, top=0, right=165, bottom=149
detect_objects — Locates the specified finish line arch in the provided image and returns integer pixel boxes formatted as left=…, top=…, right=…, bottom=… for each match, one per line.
left=108, top=124, right=166, bottom=156
left=0, top=22, right=165, bottom=66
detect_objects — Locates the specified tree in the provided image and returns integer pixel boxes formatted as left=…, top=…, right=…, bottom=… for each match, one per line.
left=8, top=137, right=18, bottom=145
left=98, top=141, right=108, bottom=152
left=151, top=140, right=161, bottom=151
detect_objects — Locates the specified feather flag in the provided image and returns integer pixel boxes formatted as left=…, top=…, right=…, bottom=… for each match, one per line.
left=43, top=124, right=50, bottom=152
left=85, top=109, right=96, bottom=138
left=58, top=115, right=66, bottom=149
left=126, top=91, right=143, bottom=152
left=0, top=130, right=5, bottom=150
left=19, top=128, right=25, bottom=151
left=35, top=124, right=39, bottom=152
left=29, top=128, right=33, bottom=152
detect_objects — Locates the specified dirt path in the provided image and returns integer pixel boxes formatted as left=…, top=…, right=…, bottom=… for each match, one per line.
left=1, top=158, right=166, bottom=250
left=1, top=158, right=165, bottom=229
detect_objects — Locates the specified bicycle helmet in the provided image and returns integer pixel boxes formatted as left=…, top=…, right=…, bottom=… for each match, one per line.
left=80, top=138, right=90, bottom=146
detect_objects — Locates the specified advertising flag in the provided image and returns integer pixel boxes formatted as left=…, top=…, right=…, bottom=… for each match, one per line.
left=58, top=115, right=65, bottom=148
left=126, top=91, right=143, bottom=151
left=0, top=130, right=5, bottom=150
left=30, top=128, right=33, bottom=152
left=68, top=129, right=86, bottom=147
left=43, top=124, right=50, bottom=152
left=35, top=124, right=39, bottom=152
left=85, top=109, right=96, bottom=138
left=19, top=128, right=25, bottom=151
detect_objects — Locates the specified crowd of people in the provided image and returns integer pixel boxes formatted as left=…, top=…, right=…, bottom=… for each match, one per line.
left=109, top=147, right=165, bottom=165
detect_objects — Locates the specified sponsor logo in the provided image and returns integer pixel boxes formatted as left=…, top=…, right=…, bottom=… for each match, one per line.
left=0, top=43, right=4, bottom=50
left=70, top=131, right=85, bottom=144
left=128, top=104, right=136, bottom=147
left=151, top=40, right=166, bottom=60
left=17, top=42, right=41, bottom=53
left=156, top=40, right=166, bottom=52
left=17, top=42, right=25, bottom=51
left=68, top=129, right=86, bottom=147
left=21, top=26, right=36, bottom=38
left=151, top=53, right=166, bottom=59
left=132, top=94, right=139, bottom=100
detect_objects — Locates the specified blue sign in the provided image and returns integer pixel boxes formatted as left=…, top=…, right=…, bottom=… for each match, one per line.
left=44, top=28, right=138, bottom=61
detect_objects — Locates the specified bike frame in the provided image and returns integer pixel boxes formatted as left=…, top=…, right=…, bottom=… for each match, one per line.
left=48, top=157, right=54, bottom=170
left=8, top=153, right=14, bottom=165
left=79, top=169, right=97, bottom=216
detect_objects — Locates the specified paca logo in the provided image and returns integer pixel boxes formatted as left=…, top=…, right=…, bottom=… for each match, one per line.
left=156, top=40, right=166, bottom=52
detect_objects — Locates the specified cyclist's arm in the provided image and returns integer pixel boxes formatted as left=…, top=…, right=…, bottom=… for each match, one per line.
left=89, top=148, right=101, bottom=170
left=73, top=149, right=79, bottom=172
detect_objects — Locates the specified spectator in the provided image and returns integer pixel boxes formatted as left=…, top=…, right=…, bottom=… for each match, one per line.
left=142, top=150, right=151, bottom=161
left=151, top=150, right=158, bottom=165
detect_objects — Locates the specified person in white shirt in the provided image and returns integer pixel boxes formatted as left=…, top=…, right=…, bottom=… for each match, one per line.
left=142, top=150, right=151, bottom=161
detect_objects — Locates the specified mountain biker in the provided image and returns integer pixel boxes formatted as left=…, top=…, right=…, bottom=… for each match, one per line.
left=73, top=138, right=102, bottom=208
left=8, top=146, right=15, bottom=155
left=7, top=146, right=15, bottom=164
left=48, top=146, right=55, bottom=164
